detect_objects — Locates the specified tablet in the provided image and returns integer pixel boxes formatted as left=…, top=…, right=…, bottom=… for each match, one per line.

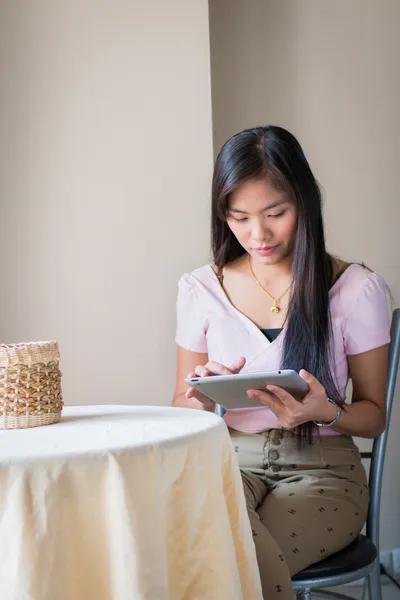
left=184, top=370, right=309, bottom=410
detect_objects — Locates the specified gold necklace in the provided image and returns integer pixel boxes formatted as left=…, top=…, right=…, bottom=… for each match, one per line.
left=248, top=255, right=292, bottom=314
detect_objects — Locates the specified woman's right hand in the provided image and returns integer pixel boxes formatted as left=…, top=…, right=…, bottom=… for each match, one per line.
left=185, top=357, right=246, bottom=411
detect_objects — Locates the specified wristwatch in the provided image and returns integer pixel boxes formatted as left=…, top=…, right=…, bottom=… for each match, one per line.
left=314, top=398, right=342, bottom=428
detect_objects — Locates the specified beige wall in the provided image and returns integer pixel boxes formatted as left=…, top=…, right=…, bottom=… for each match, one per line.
left=1, top=0, right=398, bottom=553
left=0, top=1, right=213, bottom=404
left=209, top=0, right=400, bottom=550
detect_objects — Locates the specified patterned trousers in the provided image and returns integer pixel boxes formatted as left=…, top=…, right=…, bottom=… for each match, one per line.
left=230, top=429, right=369, bottom=600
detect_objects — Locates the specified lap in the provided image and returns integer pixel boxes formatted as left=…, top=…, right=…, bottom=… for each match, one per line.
left=258, top=472, right=368, bottom=575
left=236, top=431, right=369, bottom=576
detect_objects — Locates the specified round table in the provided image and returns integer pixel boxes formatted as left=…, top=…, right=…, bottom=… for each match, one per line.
left=0, top=405, right=262, bottom=600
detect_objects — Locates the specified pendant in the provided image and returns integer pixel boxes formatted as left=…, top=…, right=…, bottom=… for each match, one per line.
left=271, top=305, right=281, bottom=314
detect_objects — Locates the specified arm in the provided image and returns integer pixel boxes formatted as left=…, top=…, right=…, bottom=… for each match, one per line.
left=172, top=345, right=247, bottom=412
left=173, top=272, right=213, bottom=410
left=248, top=270, right=390, bottom=438
left=172, top=346, right=214, bottom=411
left=248, top=344, right=389, bottom=439
left=330, top=272, right=390, bottom=437
left=329, top=344, right=388, bottom=437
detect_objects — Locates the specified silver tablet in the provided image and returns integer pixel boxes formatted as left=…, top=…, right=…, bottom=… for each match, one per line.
left=184, top=370, right=309, bottom=409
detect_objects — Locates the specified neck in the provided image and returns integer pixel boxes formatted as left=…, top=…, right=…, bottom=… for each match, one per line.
left=249, top=254, right=293, bottom=285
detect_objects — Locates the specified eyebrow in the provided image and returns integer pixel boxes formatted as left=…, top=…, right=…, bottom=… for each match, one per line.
left=228, top=200, right=287, bottom=215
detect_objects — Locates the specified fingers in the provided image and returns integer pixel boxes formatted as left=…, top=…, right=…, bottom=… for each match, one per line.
left=265, top=385, right=299, bottom=410
left=194, top=365, right=210, bottom=377
left=299, top=369, right=325, bottom=394
left=185, top=356, right=246, bottom=398
left=247, top=372, right=326, bottom=430
left=185, top=370, right=215, bottom=406
left=188, top=363, right=217, bottom=399
left=195, top=361, right=235, bottom=377
left=229, top=356, right=246, bottom=374
left=185, top=388, right=195, bottom=398
left=248, top=387, right=306, bottom=429
left=205, top=361, right=236, bottom=376
left=247, top=389, right=285, bottom=417
left=187, top=357, right=246, bottom=400
left=193, top=358, right=246, bottom=378
left=185, top=371, right=197, bottom=398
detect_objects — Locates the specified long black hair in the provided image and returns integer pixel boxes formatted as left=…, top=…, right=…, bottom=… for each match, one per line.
left=211, top=125, right=342, bottom=440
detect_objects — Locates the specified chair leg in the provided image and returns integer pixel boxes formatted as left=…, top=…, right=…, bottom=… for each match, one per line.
left=367, top=560, right=382, bottom=600
left=296, top=590, right=312, bottom=600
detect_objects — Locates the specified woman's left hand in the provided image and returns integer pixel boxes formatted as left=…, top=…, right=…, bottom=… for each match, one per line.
left=247, top=370, right=337, bottom=428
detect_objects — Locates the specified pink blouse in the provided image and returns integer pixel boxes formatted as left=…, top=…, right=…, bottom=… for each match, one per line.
left=175, top=264, right=390, bottom=434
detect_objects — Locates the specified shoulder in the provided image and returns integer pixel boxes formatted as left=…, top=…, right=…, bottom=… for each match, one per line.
left=332, top=263, right=387, bottom=304
left=333, top=264, right=390, bottom=354
left=175, top=266, right=212, bottom=352
left=331, top=263, right=389, bottom=348
left=178, top=259, right=247, bottom=287
left=179, top=264, right=214, bottom=285
left=177, top=264, right=217, bottom=298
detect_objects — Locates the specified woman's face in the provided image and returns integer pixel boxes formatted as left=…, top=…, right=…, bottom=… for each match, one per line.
left=226, top=176, right=298, bottom=266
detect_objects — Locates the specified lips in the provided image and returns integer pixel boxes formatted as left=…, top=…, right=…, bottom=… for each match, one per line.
left=252, top=245, right=280, bottom=256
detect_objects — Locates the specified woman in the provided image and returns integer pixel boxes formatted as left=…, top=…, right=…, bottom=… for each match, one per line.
left=172, top=126, right=390, bottom=599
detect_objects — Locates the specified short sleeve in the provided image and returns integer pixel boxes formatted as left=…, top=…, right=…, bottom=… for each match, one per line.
left=343, top=272, right=391, bottom=355
left=175, top=274, right=208, bottom=353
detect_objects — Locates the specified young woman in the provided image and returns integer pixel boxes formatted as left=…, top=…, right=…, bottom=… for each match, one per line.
left=172, top=126, right=390, bottom=599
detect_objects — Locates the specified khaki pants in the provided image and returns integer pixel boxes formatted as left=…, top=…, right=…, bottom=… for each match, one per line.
left=230, top=429, right=369, bottom=600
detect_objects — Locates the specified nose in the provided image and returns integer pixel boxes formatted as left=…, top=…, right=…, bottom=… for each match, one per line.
left=251, top=218, right=271, bottom=242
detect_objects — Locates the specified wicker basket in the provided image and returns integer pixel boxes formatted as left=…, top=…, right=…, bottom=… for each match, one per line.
left=0, top=341, right=63, bottom=430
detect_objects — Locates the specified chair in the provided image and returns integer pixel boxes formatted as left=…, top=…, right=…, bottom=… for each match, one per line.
left=216, top=309, right=400, bottom=600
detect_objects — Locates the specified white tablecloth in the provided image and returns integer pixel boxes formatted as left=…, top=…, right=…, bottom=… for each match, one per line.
left=0, top=405, right=262, bottom=600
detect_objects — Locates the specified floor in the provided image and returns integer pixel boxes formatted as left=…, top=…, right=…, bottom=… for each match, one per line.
left=293, top=577, right=400, bottom=598
left=324, top=577, right=400, bottom=599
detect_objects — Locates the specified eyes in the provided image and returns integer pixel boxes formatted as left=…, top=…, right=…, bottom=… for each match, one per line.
left=231, top=210, right=286, bottom=223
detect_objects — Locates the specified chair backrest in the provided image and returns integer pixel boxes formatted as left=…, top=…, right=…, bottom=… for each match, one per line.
left=367, top=308, right=400, bottom=549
